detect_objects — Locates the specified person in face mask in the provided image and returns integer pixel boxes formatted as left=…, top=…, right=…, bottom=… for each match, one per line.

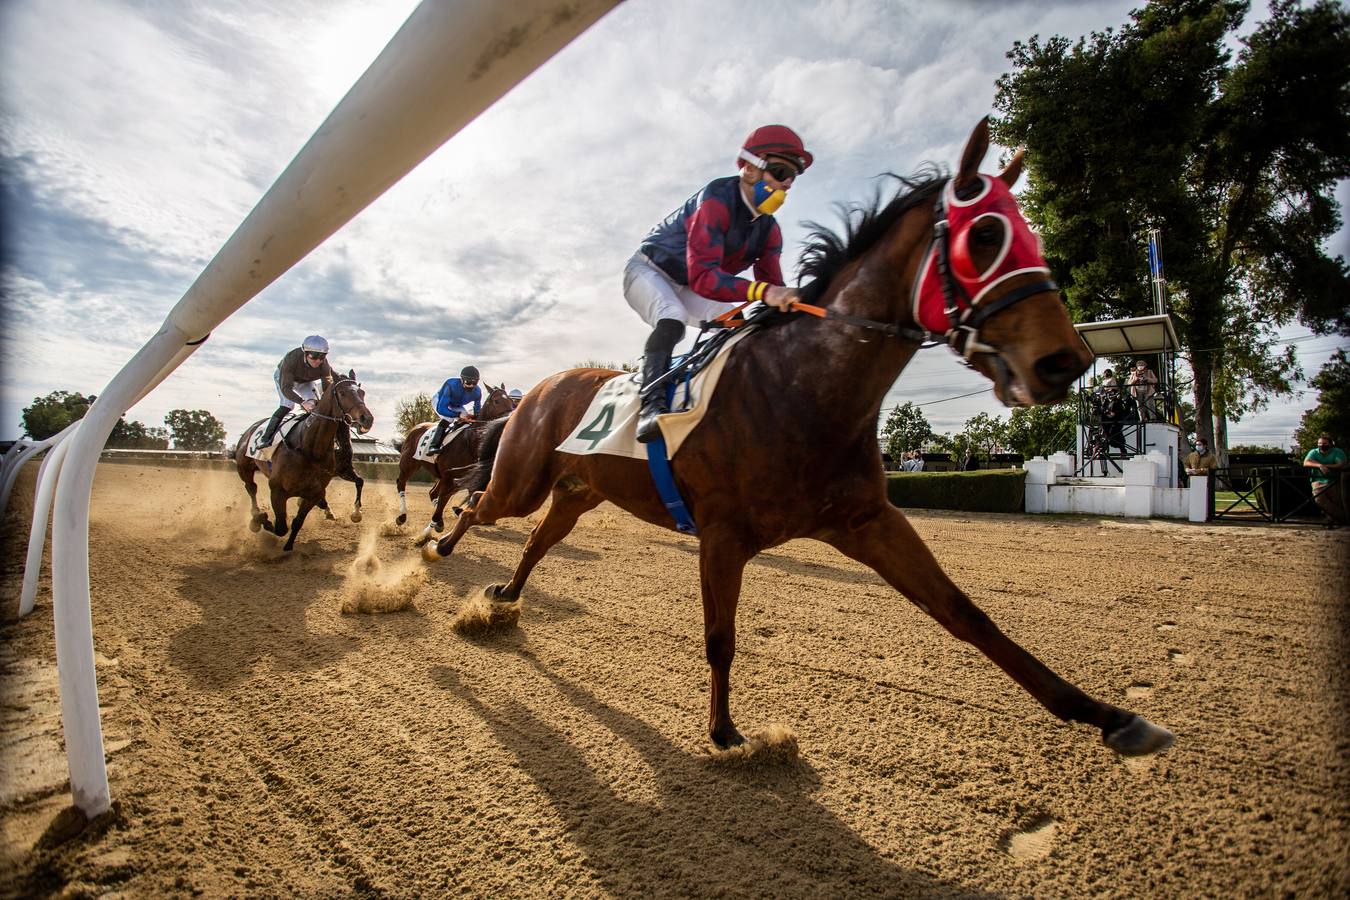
left=1185, top=437, right=1217, bottom=475
left=623, top=125, right=813, bottom=442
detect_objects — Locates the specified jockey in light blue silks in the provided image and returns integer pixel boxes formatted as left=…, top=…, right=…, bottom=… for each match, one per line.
left=427, top=365, right=482, bottom=454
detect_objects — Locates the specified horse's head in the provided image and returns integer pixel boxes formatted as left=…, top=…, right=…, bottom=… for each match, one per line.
left=333, top=368, right=374, bottom=433
left=480, top=382, right=513, bottom=419
left=910, top=118, right=1092, bottom=406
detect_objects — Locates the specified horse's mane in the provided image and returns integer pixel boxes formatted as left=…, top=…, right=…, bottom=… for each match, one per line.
left=796, top=166, right=948, bottom=306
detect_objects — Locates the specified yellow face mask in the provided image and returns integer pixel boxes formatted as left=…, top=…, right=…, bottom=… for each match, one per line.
left=751, top=179, right=786, bottom=214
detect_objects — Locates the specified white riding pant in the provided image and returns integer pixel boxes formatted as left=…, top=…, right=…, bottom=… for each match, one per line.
left=275, top=370, right=320, bottom=409
left=623, top=251, right=730, bottom=327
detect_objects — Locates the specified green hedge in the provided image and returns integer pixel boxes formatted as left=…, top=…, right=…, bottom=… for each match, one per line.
left=886, top=469, right=1026, bottom=513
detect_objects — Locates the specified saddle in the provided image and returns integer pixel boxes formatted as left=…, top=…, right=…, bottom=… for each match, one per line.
left=414, top=421, right=469, bottom=462
left=247, top=411, right=307, bottom=462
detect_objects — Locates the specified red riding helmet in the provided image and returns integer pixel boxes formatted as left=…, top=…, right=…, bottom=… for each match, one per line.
left=738, top=124, right=813, bottom=173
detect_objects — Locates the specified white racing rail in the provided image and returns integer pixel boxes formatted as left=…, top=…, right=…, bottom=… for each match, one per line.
left=17, top=0, right=621, bottom=818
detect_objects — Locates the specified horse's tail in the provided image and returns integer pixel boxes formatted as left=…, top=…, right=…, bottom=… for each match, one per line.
left=392, top=435, right=404, bottom=453
left=460, top=416, right=509, bottom=496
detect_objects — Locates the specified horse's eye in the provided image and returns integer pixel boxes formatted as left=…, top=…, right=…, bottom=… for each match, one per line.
left=972, top=223, right=1002, bottom=247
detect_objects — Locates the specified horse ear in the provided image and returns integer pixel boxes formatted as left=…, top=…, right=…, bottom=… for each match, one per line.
left=348, top=368, right=356, bottom=381
left=999, top=148, right=1025, bottom=189
left=956, top=117, right=990, bottom=194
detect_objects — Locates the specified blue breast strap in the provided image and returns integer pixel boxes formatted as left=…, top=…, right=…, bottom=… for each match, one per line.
left=643, top=378, right=698, bottom=535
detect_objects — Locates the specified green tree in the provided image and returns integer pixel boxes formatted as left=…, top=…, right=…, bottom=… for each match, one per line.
left=1006, top=395, right=1077, bottom=459
left=395, top=392, right=437, bottom=439
left=993, top=0, right=1350, bottom=453
left=107, top=419, right=170, bottom=450
left=1292, top=349, right=1349, bottom=452
left=880, top=402, right=933, bottom=461
left=574, top=358, right=639, bottom=373
left=164, top=409, right=226, bottom=451
left=956, top=412, right=1008, bottom=463
left=21, top=390, right=93, bottom=439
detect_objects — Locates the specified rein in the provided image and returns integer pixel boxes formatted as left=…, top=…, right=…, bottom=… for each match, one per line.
left=281, top=378, right=361, bottom=458
left=790, top=180, right=1058, bottom=361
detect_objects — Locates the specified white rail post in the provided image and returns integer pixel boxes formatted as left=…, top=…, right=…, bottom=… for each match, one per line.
left=2, top=439, right=54, bottom=526
left=43, top=0, right=621, bottom=818
left=18, top=423, right=80, bottom=617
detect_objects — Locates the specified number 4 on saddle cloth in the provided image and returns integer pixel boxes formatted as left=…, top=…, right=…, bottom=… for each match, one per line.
left=246, top=411, right=307, bottom=462
left=559, top=327, right=753, bottom=461
left=558, top=325, right=755, bottom=534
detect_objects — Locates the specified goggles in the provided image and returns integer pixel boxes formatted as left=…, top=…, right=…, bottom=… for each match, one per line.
left=305, top=351, right=326, bottom=360
left=738, top=149, right=802, bottom=182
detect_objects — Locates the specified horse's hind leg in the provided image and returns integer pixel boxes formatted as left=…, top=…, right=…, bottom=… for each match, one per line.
left=425, top=444, right=560, bottom=562
left=825, top=504, right=1173, bottom=756
left=490, top=482, right=602, bottom=602
left=242, top=474, right=267, bottom=532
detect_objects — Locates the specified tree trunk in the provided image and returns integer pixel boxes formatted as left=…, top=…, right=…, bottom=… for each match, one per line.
left=1190, top=349, right=1215, bottom=449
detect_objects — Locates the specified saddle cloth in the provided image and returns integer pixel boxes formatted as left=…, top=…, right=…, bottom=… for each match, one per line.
left=246, top=412, right=305, bottom=462
left=557, top=329, right=750, bottom=461
left=413, top=422, right=469, bottom=463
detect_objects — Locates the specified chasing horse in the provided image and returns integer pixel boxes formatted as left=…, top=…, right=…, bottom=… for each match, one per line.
left=235, top=371, right=374, bottom=551
left=425, top=119, right=1174, bottom=759
left=394, top=383, right=514, bottom=544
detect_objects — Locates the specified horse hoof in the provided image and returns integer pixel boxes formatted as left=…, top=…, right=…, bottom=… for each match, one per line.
left=395, top=513, right=406, bottom=526
left=711, top=726, right=746, bottom=750
left=248, top=518, right=261, bottom=533
left=421, top=541, right=444, bottom=564
left=350, top=510, right=362, bottom=523
left=483, top=583, right=518, bottom=602
left=1104, top=715, right=1175, bottom=757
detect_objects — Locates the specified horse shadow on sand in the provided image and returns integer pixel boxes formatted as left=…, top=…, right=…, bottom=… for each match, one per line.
left=430, top=640, right=992, bottom=898
left=460, top=523, right=602, bottom=562
left=166, top=534, right=363, bottom=691
left=657, top=538, right=885, bottom=588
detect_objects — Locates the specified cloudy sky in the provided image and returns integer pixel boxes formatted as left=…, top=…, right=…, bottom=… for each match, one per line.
left=1, top=0, right=1345, bottom=448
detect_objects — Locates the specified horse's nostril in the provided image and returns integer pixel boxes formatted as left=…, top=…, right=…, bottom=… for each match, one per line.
left=1034, top=350, right=1084, bottom=386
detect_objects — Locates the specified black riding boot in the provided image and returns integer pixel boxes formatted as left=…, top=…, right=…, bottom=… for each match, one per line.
left=636, top=319, right=686, bottom=444
left=427, top=419, right=450, bottom=454
left=260, top=406, right=289, bottom=445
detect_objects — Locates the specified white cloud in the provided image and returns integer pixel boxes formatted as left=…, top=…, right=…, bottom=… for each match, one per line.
left=0, top=0, right=1344, bottom=454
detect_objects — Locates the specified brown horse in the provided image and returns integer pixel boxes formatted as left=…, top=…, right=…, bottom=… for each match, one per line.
left=394, top=383, right=514, bottom=544
left=235, top=371, right=374, bottom=551
left=425, top=119, right=1174, bottom=758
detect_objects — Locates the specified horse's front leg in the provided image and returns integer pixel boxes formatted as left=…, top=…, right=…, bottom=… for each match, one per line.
left=269, top=486, right=290, bottom=540
left=826, top=504, right=1173, bottom=756
left=350, top=472, right=363, bottom=523
left=284, top=498, right=316, bottom=552
left=699, top=529, right=754, bottom=749
left=415, top=477, right=454, bottom=547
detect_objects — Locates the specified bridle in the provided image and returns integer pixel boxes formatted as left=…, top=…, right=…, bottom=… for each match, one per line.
left=305, top=377, right=364, bottom=427
left=790, top=176, right=1058, bottom=364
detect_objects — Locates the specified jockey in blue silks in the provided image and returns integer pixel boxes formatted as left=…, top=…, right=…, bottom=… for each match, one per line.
left=428, top=365, right=482, bottom=454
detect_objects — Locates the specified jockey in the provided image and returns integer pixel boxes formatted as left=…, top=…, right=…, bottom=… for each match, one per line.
left=624, top=125, right=812, bottom=442
left=508, top=388, right=524, bottom=409
left=260, top=335, right=335, bottom=445
left=428, top=365, right=482, bottom=454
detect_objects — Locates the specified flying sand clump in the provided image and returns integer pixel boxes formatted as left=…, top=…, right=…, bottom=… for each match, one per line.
left=340, top=530, right=425, bottom=614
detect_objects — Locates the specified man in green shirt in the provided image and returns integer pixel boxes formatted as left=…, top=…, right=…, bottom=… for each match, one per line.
left=1304, top=435, right=1347, bottom=525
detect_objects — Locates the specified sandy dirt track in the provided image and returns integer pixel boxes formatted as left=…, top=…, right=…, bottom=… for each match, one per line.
left=2, top=462, right=1347, bottom=897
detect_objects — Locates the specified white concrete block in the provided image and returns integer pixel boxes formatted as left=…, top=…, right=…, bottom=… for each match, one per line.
left=1189, top=476, right=1210, bottom=522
